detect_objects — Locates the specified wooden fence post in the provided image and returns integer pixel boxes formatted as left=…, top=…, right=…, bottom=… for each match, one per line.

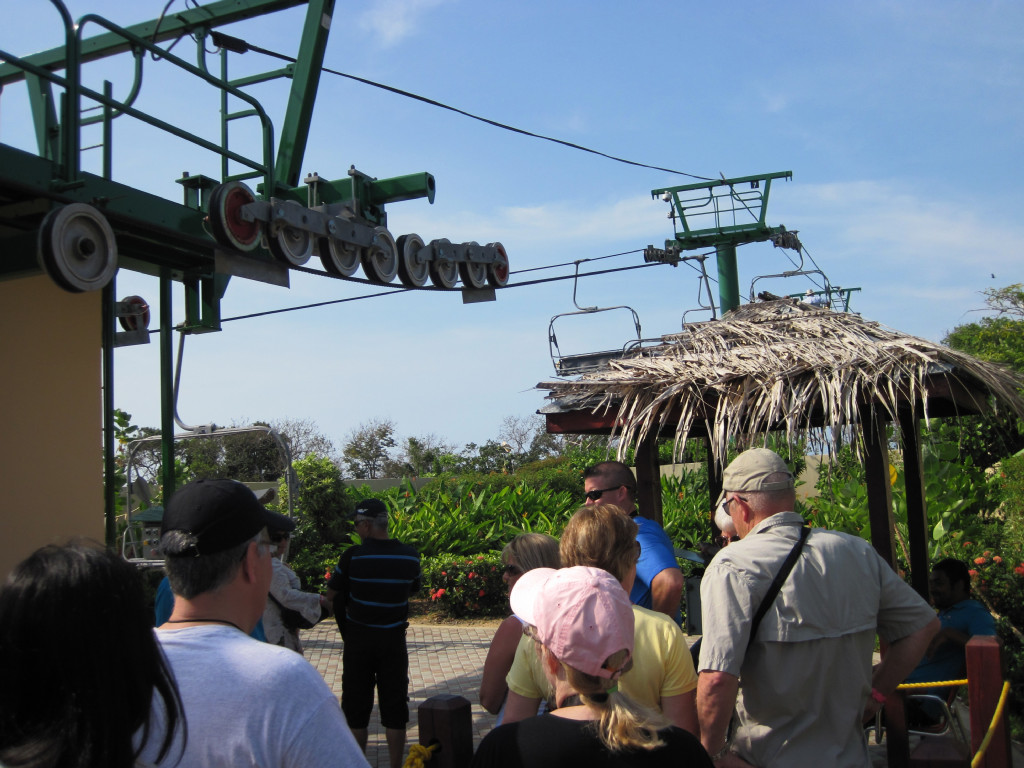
left=967, top=636, right=1010, bottom=768
left=418, top=694, right=473, bottom=768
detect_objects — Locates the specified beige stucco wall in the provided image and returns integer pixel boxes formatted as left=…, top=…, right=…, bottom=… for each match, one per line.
left=0, top=275, right=103, bottom=579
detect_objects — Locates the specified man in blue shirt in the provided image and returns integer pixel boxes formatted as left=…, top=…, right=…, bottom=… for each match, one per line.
left=906, top=557, right=996, bottom=695
left=583, top=461, right=684, bottom=624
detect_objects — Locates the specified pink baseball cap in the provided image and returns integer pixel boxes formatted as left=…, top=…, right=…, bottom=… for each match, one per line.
left=510, top=566, right=634, bottom=680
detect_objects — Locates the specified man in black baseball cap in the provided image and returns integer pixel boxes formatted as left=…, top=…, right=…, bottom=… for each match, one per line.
left=160, top=478, right=293, bottom=558
left=140, top=479, right=367, bottom=767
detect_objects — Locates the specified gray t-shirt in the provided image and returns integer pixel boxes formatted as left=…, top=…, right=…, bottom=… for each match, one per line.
left=699, top=512, right=935, bottom=767
left=138, top=625, right=368, bottom=767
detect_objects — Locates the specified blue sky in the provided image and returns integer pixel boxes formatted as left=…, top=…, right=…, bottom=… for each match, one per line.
left=5, top=1, right=1022, bottom=451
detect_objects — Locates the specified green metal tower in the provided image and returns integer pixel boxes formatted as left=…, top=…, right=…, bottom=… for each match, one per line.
left=645, top=171, right=800, bottom=314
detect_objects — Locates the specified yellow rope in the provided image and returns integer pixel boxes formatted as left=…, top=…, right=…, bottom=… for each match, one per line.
left=970, top=681, right=1011, bottom=768
left=896, top=679, right=968, bottom=689
left=403, top=742, right=440, bottom=768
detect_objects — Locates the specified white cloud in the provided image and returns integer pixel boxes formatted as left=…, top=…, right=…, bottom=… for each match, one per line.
left=389, top=194, right=665, bottom=253
left=357, top=0, right=448, bottom=47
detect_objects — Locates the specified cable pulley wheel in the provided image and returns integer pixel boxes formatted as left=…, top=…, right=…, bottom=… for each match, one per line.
left=396, top=233, right=428, bottom=287
left=458, top=242, right=488, bottom=289
left=37, top=203, right=118, bottom=293
left=361, top=226, right=399, bottom=284
left=486, top=242, right=510, bottom=287
left=208, top=181, right=260, bottom=252
left=320, top=231, right=361, bottom=277
left=428, top=238, right=458, bottom=289
left=267, top=222, right=314, bottom=266
left=118, top=295, right=151, bottom=332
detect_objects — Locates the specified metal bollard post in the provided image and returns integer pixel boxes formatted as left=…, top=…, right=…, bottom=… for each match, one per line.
left=418, top=694, right=473, bottom=768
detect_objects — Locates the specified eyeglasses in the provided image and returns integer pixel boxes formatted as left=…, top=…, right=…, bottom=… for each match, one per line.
left=503, top=564, right=523, bottom=576
left=584, top=484, right=634, bottom=502
left=722, top=495, right=748, bottom=516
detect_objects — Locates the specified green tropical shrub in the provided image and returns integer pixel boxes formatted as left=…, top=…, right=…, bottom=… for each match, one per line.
left=421, top=553, right=507, bottom=619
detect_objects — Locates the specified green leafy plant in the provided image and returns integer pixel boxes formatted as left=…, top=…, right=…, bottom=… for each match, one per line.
left=420, top=553, right=507, bottom=619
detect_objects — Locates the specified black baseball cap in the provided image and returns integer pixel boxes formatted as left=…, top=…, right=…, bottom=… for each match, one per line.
left=350, top=498, right=388, bottom=520
left=162, top=479, right=288, bottom=556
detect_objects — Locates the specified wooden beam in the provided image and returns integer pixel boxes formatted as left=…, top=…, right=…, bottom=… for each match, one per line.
left=860, top=404, right=898, bottom=568
left=634, top=435, right=662, bottom=524
left=707, top=438, right=723, bottom=541
left=545, top=411, right=619, bottom=434
left=899, top=405, right=930, bottom=600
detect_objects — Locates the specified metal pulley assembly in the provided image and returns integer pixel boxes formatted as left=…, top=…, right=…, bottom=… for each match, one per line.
left=37, top=203, right=119, bottom=293
left=205, top=181, right=510, bottom=290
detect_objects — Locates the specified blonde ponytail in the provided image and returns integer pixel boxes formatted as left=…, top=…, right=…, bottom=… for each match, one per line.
left=562, top=650, right=670, bottom=752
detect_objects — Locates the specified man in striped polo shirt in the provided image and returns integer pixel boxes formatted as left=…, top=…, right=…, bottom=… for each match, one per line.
left=326, top=498, right=421, bottom=768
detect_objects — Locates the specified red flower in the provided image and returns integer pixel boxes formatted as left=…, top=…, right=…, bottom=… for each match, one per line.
left=468, top=572, right=476, bottom=579
left=1014, top=565, right=1024, bottom=577
left=440, top=571, right=447, bottom=576
left=432, top=588, right=446, bottom=600
left=478, top=589, right=486, bottom=597
left=324, top=570, right=332, bottom=580
left=974, top=557, right=987, bottom=565
left=983, top=550, right=991, bottom=557
left=993, top=555, right=1003, bottom=564
left=963, top=541, right=972, bottom=547
left=969, top=569, right=978, bottom=578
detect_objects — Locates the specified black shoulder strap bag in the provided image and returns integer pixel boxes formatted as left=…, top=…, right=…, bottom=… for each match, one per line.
left=690, top=525, right=811, bottom=668
left=747, top=525, right=811, bottom=648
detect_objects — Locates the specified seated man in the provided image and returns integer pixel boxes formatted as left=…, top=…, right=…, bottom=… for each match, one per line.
left=906, top=557, right=996, bottom=697
left=138, top=478, right=368, bottom=767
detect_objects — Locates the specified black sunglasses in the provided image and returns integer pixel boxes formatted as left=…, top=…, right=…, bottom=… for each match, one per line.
left=722, top=495, right=748, bottom=516
left=584, top=484, right=634, bottom=502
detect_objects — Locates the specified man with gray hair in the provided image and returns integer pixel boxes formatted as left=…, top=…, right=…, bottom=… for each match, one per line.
left=138, top=478, right=368, bottom=767
left=697, top=449, right=939, bottom=767
left=326, top=499, right=420, bottom=768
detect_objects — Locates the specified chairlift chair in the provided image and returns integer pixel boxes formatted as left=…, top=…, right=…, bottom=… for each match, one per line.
left=547, top=262, right=643, bottom=376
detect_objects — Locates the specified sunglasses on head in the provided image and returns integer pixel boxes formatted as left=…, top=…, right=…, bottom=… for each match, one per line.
left=584, top=484, right=634, bottom=502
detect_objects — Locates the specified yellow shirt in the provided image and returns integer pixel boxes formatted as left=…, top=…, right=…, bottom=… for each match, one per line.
left=505, top=605, right=696, bottom=710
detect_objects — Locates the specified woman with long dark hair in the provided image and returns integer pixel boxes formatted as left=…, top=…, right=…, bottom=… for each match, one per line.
left=0, top=540, right=185, bottom=768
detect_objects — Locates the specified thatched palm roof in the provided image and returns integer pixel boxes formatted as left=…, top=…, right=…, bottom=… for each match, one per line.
left=538, top=297, right=1024, bottom=465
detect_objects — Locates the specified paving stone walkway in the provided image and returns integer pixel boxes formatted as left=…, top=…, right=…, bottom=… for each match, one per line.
left=302, top=622, right=1024, bottom=768
left=301, top=622, right=499, bottom=768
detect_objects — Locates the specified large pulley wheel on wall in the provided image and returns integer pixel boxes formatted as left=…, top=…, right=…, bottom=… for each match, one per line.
left=428, top=238, right=458, bottom=289
left=361, top=226, right=399, bottom=284
left=486, top=242, right=510, bottom=287
left=396, top=233, right=428, bottom=287
left=208, top=181, right=260, bottom=252
left=458, top=242, right=488, bottom=289
left=37, top=203, right=118, bottom=293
